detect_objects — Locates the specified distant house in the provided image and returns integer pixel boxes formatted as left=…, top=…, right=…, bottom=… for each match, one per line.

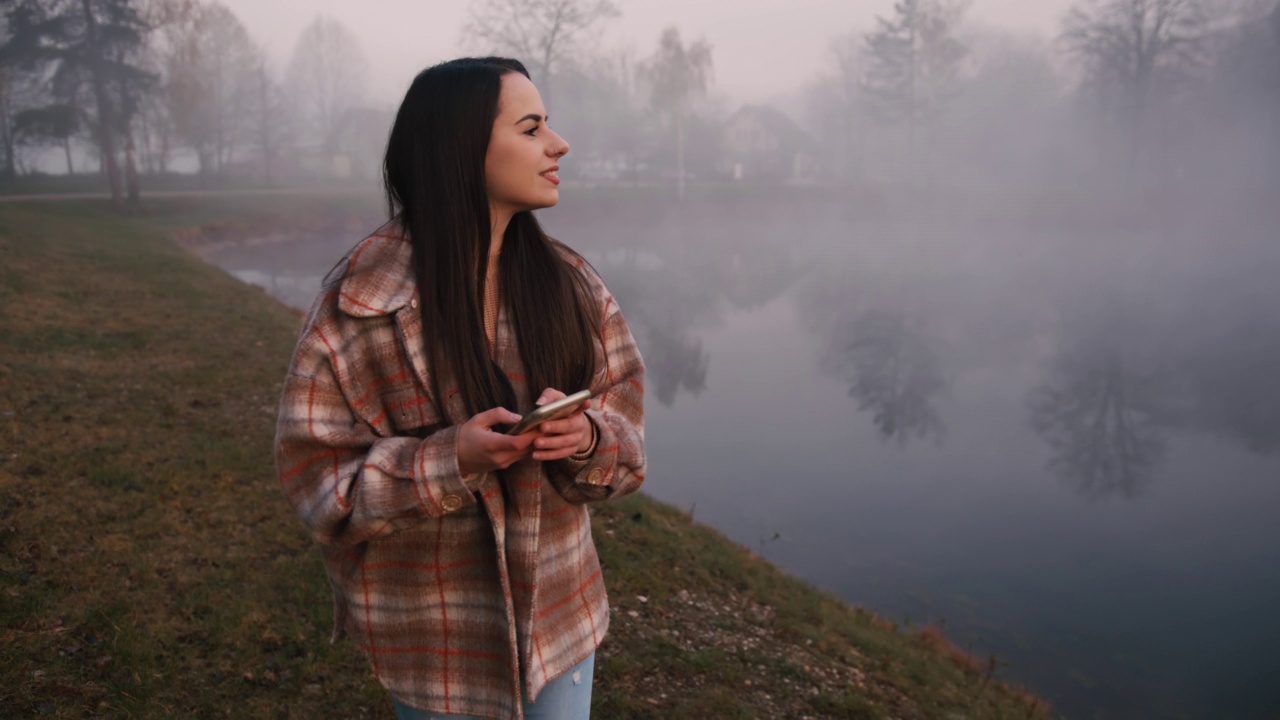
left=722, top=104, right=821, bottom=183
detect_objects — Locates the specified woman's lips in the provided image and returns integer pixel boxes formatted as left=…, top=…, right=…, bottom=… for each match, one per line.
left=541, top=167, right=560, bottom=185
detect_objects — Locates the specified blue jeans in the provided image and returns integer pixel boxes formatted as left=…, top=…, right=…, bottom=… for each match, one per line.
left=391, top=651, right=595, bottom=720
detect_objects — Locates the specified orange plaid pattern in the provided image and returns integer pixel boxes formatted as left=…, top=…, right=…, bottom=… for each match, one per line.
left=274, top=221, right=646, bottom=719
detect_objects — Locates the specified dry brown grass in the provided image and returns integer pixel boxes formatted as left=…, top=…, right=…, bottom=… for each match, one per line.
left=917, top=626, right=987, bottom=675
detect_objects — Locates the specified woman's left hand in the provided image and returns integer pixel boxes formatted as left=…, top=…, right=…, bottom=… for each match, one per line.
left=531, top=387, right=592, bottom=462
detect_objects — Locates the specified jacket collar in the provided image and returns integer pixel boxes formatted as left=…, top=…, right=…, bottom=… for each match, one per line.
left=336, top=222, right=417, bottom=318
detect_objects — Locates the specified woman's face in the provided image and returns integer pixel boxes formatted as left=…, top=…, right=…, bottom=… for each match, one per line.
left=485, top=73, right=570, bottom=222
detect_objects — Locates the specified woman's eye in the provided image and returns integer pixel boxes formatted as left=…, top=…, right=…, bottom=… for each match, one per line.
left=524, top=126, right=538, bottom=136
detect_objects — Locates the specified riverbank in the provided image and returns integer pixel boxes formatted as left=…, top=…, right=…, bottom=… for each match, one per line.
left=0, top=199, right=1051, bottom=718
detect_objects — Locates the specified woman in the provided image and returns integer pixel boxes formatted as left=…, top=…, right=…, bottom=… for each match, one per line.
left=274, top=57, right=646, bottom=720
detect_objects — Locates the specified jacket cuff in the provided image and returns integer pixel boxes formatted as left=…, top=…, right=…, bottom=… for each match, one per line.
left=554, top=410, right=618, bottom=499
left=414, top=425, right=478, bottom=515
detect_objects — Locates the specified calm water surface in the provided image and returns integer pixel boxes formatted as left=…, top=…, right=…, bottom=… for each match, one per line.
left=207, top=195, right=1280, bottom=719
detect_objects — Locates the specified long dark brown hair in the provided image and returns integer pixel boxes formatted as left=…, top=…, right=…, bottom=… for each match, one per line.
left=382, top=57, right=599, bottom=424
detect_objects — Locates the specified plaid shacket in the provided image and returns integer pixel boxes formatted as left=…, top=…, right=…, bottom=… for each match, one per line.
left=274, top=223, right=646, bottom=719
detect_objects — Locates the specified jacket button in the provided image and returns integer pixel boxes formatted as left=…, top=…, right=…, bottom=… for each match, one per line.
left=441, top=494, right=463, bottom=512
left=587, top=468, right=606, bottom=486
left=410, top=298, right=418, bottom=309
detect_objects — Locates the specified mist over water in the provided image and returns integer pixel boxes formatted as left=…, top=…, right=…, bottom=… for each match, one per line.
left=202, top=184, right=1280, bottom=718
left=560, top=192, right=1280, bottom=719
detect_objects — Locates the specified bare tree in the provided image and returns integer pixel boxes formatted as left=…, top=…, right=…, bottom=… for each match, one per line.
left=462, top=0, right=618, bottom=102
left=807, top=31, right=869, bottom=181
left=551, top=47, right=648, bottom=184
left=249, top=55, right=290, bottom=186
left=285, top=14, right=368, bottom=158
left=1182, top=0, right=1280, bottom=184
left=134, top=0, right=191, bottom=173
left=640, top=26, right=712, bottom=202
left=1060, top=0, right=1208, bottom=171
left=161, top=0, right=259, bottom=181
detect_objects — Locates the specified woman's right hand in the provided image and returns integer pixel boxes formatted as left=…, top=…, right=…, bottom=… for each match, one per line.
left=456, top=407, right=538, bottom=476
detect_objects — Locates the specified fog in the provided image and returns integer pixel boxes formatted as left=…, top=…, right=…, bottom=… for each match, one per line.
left=218, top=0, right=1074, bottom=104
left=5, top=0, right=1279, bottom=717
left=6, top=0, right=1277, bottom=196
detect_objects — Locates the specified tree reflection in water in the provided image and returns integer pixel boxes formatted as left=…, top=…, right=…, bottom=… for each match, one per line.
left=1027, top=343, right=1166, bottom=499
left=598, top=239, right=796, bottom=408
left=642, top=322, right=709, bottom=405
left=601, top=261, right=715, bottom=409
left=837, top=309, right=949, bottom=447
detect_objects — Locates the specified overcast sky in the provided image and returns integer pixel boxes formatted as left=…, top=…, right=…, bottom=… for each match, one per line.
left=218, top=0, right=1075, bottom=107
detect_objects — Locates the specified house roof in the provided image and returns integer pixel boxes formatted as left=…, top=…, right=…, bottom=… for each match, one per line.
left=725, top=104, right=819, bottom=152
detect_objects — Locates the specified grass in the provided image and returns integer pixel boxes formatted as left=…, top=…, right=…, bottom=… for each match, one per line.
left=0, top=199, right=1053, bottom=718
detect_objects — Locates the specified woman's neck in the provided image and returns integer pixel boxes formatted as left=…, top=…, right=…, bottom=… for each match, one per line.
left=486, top=226, right=504, bottom=279
left=483, top=214, right=507, bottom=351
left=489, top=206, right=512, bottom=257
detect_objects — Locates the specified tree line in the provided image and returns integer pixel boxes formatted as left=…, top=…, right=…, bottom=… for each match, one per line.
left=470, top=0, right=1279, bottom=193
left=808, top=0, right=1280, bottom=188
left=0, top=0, right=374, bottom=203
left=2, top=0, right=1278, bottom=205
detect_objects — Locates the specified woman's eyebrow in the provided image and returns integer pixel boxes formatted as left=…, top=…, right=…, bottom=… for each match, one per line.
left=514, top=113, right=545, bottom=125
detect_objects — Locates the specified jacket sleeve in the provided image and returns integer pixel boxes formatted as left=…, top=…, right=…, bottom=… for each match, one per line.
left=549, top=289, right=647, bottom=504
left=274, top=323, right=478, bottom=548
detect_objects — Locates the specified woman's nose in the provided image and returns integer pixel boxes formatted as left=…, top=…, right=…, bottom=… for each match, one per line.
left=549, top=132, right=569, bottom=158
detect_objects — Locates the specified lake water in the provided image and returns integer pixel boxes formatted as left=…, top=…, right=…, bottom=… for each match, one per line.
left=203, top=191, right=1280, bottom=718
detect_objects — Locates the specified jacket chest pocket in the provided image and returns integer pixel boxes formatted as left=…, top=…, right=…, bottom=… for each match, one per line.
left=383, top=387, right=441, bottom=437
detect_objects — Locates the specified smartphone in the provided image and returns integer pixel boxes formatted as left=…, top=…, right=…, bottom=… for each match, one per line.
left=506, top=390, right=592, bottom=435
